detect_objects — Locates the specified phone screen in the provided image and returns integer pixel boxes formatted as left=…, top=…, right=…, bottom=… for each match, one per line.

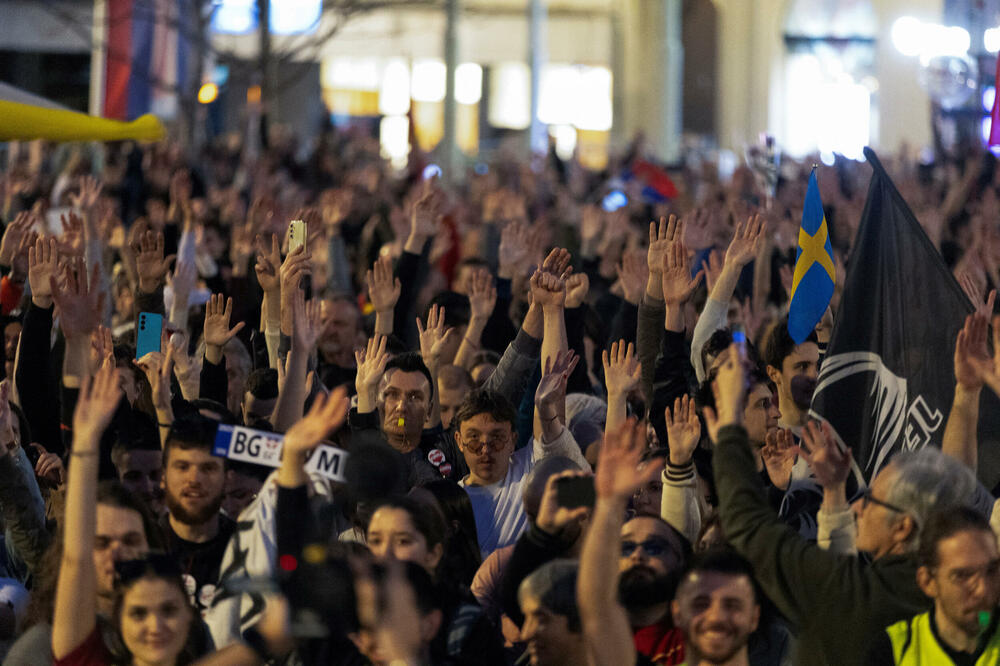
left=555, top=476, right=596, bottom=509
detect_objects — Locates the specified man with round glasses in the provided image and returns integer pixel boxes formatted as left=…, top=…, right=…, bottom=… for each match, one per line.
left=455, top=382, right=588, bottom=558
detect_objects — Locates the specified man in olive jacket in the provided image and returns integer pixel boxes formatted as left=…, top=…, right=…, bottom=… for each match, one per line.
left=709, top=344, right=978, bottom=666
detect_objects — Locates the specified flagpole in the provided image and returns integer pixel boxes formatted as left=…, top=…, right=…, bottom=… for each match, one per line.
left=89, top=0, right=107, bottom=117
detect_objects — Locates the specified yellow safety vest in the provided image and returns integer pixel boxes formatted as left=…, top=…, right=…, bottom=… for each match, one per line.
left=886, top=612, right=1000, bottom=665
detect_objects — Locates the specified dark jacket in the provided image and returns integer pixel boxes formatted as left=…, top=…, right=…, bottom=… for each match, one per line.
left=713, top=424, right=930, bottom=666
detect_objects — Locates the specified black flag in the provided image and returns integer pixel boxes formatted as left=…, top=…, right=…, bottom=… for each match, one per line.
left=810, top=147, right=977, bottom=481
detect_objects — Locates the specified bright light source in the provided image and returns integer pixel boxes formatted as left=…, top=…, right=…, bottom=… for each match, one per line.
left=549, top=124, right=577, bottom=161
left=379, top=59, right=410, bottom=115
left=892, top=17, right=969, bottom=59
left=380, top=115, right=409, bottom=170
left=412, top=60, right=446, bottom=103
left=982, top=116, right=993, bottom=144
left=538, top=65, right=614, bottom=131
left=455, top=63, right=483, bottom=105
left=891, top=17, right=925, bottom=57
left=577, top=67, right=613, bottom=131
left=271, top=0, right=321, bottom=35
left=323, top=58, right=379, bottom=92
left=820, top=151, right=836, bottom=166
left=197, top=83, right=219, bottom=104
left=984, top=87, right=996, bottom=113
left=213, top=0, right=256, bottom=34
left=987, top=27, right=1000, bottom=53
left=489, top=62, right=531, bottom=129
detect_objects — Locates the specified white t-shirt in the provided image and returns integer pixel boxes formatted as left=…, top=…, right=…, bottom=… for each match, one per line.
left=461, top=427, right=587, bottom=558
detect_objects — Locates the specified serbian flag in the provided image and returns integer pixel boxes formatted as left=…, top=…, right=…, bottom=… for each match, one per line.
left=621, top=158, right=680, bottom=203
left=93, top=0, right=189, bottom=121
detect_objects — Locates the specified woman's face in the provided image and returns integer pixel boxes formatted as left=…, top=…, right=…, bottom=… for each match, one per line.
left=366, top=507, right=441, bottom=573
left=120, top=578, right=192, bottom=666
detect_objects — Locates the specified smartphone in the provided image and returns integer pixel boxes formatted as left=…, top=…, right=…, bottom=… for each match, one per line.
left=556, top=476, right=595, bottom=509
left=601, top=190, right=628, bottom=213
left=136, top=312, right=163, bottom=359
left=288, top=219, right=307, bottom=254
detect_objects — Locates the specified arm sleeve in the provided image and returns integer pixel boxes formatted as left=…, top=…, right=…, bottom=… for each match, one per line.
left=135, top=285, right=166, bottom=318
left=15, top=303, right=62, bottom=455
left=326, top=234, right=353, bottom=296
left=564, top=306, right=593, bottom=395
left=691, top=297, right=729, bottom=382
left=200, top=356, right=228, bottom=407
left=0, top=447, right=49, bottom=577
left=660, top=461, right=703, bottom=545
left=480, top=278, right=517, bottom=355
left=636, top=298, right=665, bottom=404
left=530, top=426, right=587, bottom=470
left=713, top=424, right=875, bottom=630
left=816, top=505, right=858, bottom=555
left=649, top=329, right=695, bottom=450
left=392, top=248, right=426, bottom=350
left=499, top=524, right=574, bottom=627
left=607, top=300, right=639, bottom=349
left=482, top=327, right=542, bottom=407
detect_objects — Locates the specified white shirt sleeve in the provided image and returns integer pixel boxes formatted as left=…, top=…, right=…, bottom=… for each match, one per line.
left=531, top=425, right=589, bottom=470
left=691, top=297, right=730, bottom=382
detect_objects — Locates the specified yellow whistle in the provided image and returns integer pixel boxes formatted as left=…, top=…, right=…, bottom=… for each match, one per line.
left=397, top=417, right=405, bottom=427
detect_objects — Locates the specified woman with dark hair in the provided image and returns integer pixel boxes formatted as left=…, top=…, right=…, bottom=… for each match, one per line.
left=52, top=364, right=204, bottom=666
left=416, top=479, right=482, bottom=587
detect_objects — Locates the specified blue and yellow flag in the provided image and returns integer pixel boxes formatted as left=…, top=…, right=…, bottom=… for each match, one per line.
left=788, top=170, right=835, bottom=343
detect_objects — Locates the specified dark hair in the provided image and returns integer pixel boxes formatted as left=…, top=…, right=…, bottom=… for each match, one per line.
left=918, top=507, right=993, bottom=569
left=370, top=496, right=447, bottom=566
left=679, top=546, right=759, bottom=604
left=438, top=364, right=474, bottom=392
left=696, top=364, right=771, bottom=413
left=451, top=389, right=516, bottom=431
left=97, top=480, right=164, bottom=550
left=419, top=480, right=482, bottom=587
left=164, top=413, right=223, bottom=467
left=761, top=315, right=817, bottom=372
left=185, top=398, right=238, bottom=425
left=701, top=328, right=733, bottom=375
left=244, top=368, right=279, bottom=400
left=384, top=352, right=435, bottom=402
left=624, top=514, right=693, bottom=567
left=113, top=410, right=161, bottom=463
left=518, top=559, right=581, bottom=632
left=427, top=292, right=471, bottom=328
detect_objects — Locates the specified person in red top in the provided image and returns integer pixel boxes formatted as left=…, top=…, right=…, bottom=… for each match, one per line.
left=52, top=363, right=202, bottom=666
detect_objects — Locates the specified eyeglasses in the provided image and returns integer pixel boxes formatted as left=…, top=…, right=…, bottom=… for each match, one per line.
left=458, top=431, right=511, bottom=454
left=633, top=481, right=663, bottom=498
left=621, top=538, right=674, bottom=558
left=939, top=561, right=1000, bottom=589
left=115, top=554, right=183, bottom=585
left=860, top=488, right=907, bottom=515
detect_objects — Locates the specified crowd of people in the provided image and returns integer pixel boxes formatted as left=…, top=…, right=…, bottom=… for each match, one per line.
left=0, top=125, right=996, bottom=666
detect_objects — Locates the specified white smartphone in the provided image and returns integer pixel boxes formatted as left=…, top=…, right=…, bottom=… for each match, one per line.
left=287, top=219, right=306, bottom=253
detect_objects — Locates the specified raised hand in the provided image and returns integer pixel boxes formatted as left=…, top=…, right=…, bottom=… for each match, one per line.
left=959, top=271, right=996, bottom=320
left=536, top=350, right=579, bottom=409
left=541, top=247, right=572, bottom=281
left=954, top=312, right=992, bottom=391
left=761, top=428, right=797, bottom=491
left=58, top=211, right=85, bottom=257
left=602, top=340, right=640, bottom=396
left=565, top=272, right=590, bottom=309
left=87, top=325, right=113, bottom=376
left=138, top=344, right=174, bottom=416
left=31, top=443, right=65, bottom=486
left=724, top=214, right=766, bottom=268
left=647, top=215, right=678, bottom=275
left=595, top=419, right=663, bottom=501
left=529, top=269, right=567, bottom=309
left=499, top=220, right=532, bottom=279
left=282, top=386, right=350, bottom=459
left=0, top=212, right=34, bottom=266
left=72, top=361, right=122, bottom=443
left=796, top=421, right=852, bottom=489
left=535, top=470, right=592, bottom=536
left=70, top=175, right=103, bottom=215
left=703, top=343, right=748, bottom=434
left=467, top=269, right=497, bottom=320
left=681, top=207, right=714, bottom=251
left=580, top=205, right=604, bottom=248
left=616, top=248, right=647, bottom=305
left=279, top=244, right=311, bottom=293
left=291, top=289, right=323, bottom=352
left=665, top=394, right=701, bottom=466
left=409, top=180, right=445, bottom=241
left=701, top=249, right=723, bottom=294
left=254, top=234, right=281, bottom=293
left=661, top=241, right=703, bottom=305
left=417, top=304, right=455, bottom=371
left=134, top=230, right=176, bottom=293
left=355, top=336, right=390, bottom=412
left=366, top=254, right=401, bottom=314
left=52, top=258, right=105, bottom=340
left=203, top=293, right=245, bottom=351
left=28, top=236, right=59, bottom=307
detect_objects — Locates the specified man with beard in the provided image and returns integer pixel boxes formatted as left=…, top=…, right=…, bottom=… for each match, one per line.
left=671, top=549, right=760, bottom=666
left=160, top=412, right=232, bottom=613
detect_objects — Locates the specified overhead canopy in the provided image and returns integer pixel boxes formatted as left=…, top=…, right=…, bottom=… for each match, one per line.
left=0, top=81, right=164, bottom=142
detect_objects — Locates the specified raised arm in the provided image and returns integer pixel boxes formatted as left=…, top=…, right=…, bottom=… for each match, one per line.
left=277, top=387, right=350, bottom=489
left=367, top=254, right=401, bottom=339
left=454, top=269, right=496, bottom=370
left=52, top=363, right=122, bottom=659
left=201, top=294, right=246, bottom=406
left=943, top=312, right=989, bottom=472
left=417, top=304, right=455, bottom=429
left=52, top=258, right=105, bottom=390
left=578, top=420, right=662, bottom=666
left=254, top=234, right=282, bottom=369
left=271, top=290, right=324, bottom=433
left=602, top=340, right=640, bottom=434
left=661, top=395, right=704, bottom=544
